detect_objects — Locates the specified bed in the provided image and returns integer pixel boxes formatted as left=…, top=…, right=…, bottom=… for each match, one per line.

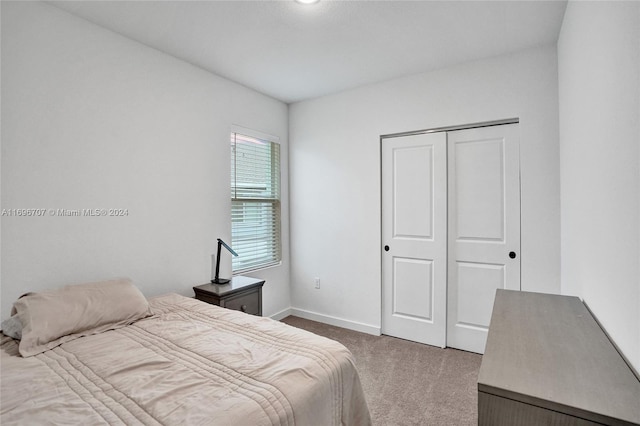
left=0, top=279, right=371, bottom=425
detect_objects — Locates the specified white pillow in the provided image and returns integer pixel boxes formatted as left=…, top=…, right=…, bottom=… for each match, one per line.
left=14, top=278, right=152, bottom=357
left=1, top=315, right=23, bottom=340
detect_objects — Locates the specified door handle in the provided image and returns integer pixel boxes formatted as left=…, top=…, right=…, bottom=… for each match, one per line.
left=509, top=251, right=517, bottom=259
left=384, top=245, right=390, bottom=252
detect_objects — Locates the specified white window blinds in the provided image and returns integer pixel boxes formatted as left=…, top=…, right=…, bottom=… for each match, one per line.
left=231, top=132, right=281, bottom=273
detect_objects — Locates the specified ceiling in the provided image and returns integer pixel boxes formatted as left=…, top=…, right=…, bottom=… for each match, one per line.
left=50, top=1, right=568, bottom=104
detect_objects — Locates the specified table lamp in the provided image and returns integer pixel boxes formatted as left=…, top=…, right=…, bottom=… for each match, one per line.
left=212, top=238, right=238, bottom=284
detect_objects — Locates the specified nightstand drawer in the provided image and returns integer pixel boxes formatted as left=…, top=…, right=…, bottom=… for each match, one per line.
left=193, top=276, right=264, bottom=316
left=194, top=292, right=218, bottom=306
left=223, top=291, right=260, bottom=315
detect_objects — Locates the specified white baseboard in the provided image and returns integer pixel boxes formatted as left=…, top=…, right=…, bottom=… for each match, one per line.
left=269, top=307, right=292, bottom=321
left=289, top=308, right=381, bottom=336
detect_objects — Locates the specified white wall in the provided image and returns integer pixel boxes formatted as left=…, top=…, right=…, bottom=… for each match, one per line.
left=0, top=1, right=290, bottom=319
left=558, top=1, right=639, bottom=372
left=289, top=45, right=560, bottom=332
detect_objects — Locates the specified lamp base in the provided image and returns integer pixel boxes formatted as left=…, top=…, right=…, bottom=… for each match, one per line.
left=211, top=278, right=231, bottom=284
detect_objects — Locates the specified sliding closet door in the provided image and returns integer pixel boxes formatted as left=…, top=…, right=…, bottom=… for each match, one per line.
left=447, top=124, right=521, bottom=354
left=381, top=133, right=447, bottom=347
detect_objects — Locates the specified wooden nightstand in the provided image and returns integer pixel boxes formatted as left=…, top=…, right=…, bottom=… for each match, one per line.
left=193, top=276, right=264, bottom=316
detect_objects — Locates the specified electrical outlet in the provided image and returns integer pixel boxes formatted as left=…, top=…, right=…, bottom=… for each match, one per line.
left=314, top=277, right=320, bottom=289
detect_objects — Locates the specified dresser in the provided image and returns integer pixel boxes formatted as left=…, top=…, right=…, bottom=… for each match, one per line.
left=193, top=276, right=264, bottom=316
left=478, top=289, right=640, bottom=426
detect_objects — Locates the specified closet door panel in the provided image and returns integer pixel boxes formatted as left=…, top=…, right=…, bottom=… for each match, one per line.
left=382, top=132, right=447, bottom=347
left=447, top=124, right=521, bottom=354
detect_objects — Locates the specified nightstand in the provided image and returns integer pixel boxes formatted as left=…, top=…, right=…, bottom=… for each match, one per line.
left=193, top=276, right=264, bottom=316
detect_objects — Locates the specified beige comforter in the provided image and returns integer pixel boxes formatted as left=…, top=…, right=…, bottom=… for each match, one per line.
left=1, top=294, right=370, bottom=425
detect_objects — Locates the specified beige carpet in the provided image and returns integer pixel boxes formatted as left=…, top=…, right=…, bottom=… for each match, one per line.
left=282, top=316, right=482, bottom=426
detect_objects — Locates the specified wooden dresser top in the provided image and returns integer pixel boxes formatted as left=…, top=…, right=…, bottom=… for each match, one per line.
left=478, top=289, right=640, bottom=425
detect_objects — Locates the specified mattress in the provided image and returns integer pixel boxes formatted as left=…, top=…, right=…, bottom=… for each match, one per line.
left=1, top=293, right=371, bottom=425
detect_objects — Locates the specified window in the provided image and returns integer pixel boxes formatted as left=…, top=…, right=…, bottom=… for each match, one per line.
left=231, top=132, right=281, bottom=273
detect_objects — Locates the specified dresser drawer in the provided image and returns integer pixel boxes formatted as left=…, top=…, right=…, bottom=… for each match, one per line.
left=223, top=290, right=260, bottom=315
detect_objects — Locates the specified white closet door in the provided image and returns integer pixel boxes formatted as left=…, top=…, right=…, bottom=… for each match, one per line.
left=381, top=132, right=447, bottom=347
left=447, top=124, right=521, bottom=354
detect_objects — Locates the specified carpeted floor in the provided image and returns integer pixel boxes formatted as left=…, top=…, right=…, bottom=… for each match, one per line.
left=281, top=316, right=482, bottom=426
